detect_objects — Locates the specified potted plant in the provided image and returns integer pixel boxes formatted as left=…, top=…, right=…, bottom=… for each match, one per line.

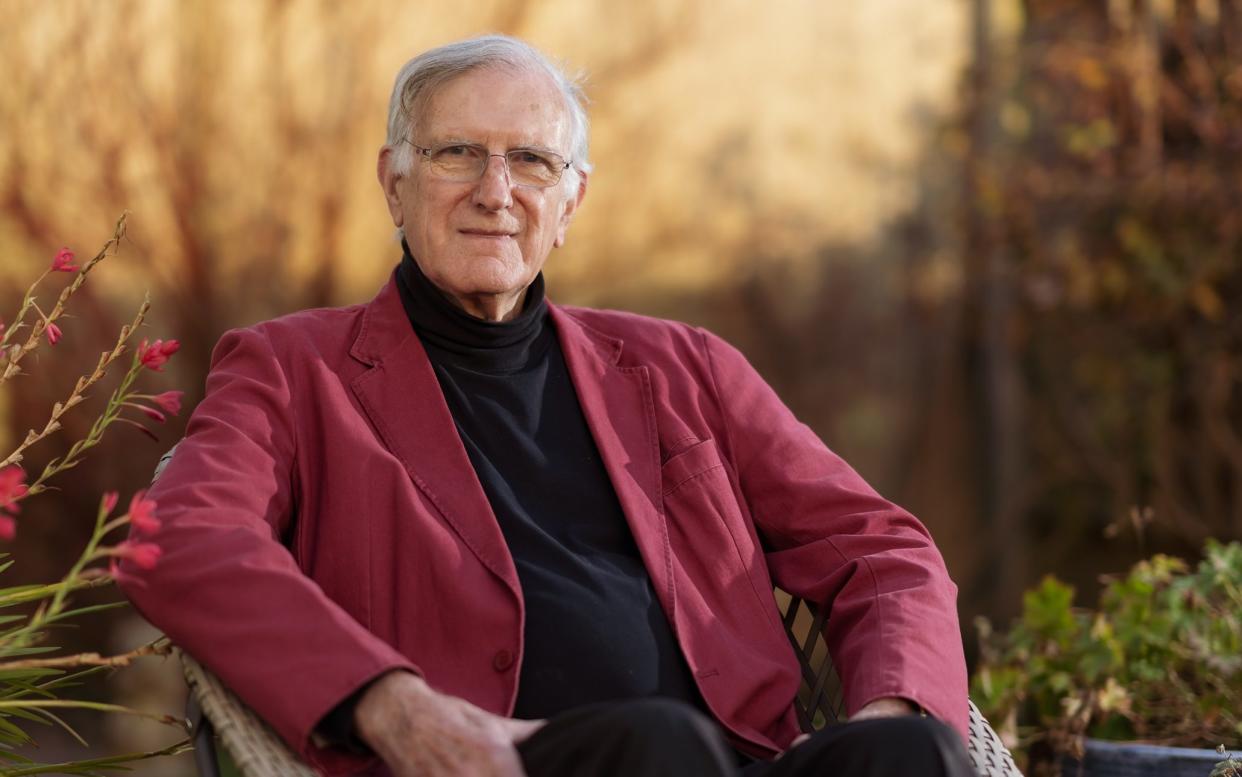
left=972, top=540, right=1242, bottom=777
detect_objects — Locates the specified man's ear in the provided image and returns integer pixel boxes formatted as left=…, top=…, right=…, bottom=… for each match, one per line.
left=377, top=146, right=405, bottom=228
left=554, top=170, right=589, bottom=248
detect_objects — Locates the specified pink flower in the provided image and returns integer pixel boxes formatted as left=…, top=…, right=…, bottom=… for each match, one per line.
left=138, top=405, right=166, bottom=424
left=45, top=322, right=62, bottom=345
left=150, top=390, right=184, bottom=415
left=0, top=515, right=14, bottom=541
left=50, top=247, right=79, bottom=273
left=138, top=338, right=180, bottom=371
left=0, top=467, right=28, bottom=515
left=112, top=541, right=162, bottom=570
left=127, top=491, right=160, bottom=534
left=102, top=491, right=119, bottom=515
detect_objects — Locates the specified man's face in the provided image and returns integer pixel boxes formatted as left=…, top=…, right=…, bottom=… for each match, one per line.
left=378, top=66, right=587, bottom=321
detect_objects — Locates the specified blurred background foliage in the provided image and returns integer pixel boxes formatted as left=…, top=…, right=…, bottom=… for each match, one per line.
left=0, top=0, right=1238, bottom=771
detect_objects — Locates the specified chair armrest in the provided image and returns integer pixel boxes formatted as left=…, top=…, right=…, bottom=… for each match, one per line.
left=179, top=648, right=317, bottom=777
left=779, top=593, right=1024, bottom=776
left=967, top=700, right=1023, bottom=777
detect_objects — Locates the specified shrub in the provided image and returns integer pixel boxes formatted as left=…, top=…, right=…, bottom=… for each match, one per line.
left=973, top=541, right=1242, bottom=763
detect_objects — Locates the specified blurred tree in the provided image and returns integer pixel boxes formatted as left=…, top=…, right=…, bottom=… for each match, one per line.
left=963, top=0, right=1030, bottom=617
left=961, top=0, right=1242, bottom=593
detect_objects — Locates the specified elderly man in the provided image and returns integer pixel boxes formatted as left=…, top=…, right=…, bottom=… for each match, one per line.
left=121, top=35, right=974, bottom=777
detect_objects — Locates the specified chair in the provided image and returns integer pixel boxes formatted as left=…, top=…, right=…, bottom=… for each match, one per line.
left=777, top=594, right=1023, bottom=776
left=179, top=603, right=1022, bottom=777
left=154, top=450, right=1022, bottom=776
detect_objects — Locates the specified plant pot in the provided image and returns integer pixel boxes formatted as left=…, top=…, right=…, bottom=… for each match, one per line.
left=1061, top=738, right=1231, bottom=777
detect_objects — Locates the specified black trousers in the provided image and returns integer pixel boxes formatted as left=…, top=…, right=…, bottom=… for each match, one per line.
left=517, top=698, right=977, bottom=777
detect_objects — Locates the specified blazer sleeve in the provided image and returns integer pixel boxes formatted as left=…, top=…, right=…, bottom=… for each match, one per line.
left=699, top=328, right=969, bottom=744
left=116, top=325, right=417, bottom=774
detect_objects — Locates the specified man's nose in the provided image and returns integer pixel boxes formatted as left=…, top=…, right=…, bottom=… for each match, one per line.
left=472, top=154, right=513, bottom=211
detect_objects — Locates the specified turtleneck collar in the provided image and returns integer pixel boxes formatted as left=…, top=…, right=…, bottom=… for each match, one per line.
left=395, top=241, right=551, bottom=373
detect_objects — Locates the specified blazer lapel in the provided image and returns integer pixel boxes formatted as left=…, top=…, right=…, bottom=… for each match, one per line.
left=348, top=277, right=521, bottom=601
left=549, top=305, right=677, bottom=623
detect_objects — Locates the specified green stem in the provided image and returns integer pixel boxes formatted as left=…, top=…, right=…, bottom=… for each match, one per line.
left=0, top=300, right=145, bottom=474
left=0, top=737, right=192, bottom=776
left=0, top=576, right=111, bottom=609
left=0, top=699, right=181, bottom=726
left=26, top=336, right=148, bottom=498
left=0, top=213, right=125, bottom=387
left=0, top=271, right=50, bottom=352
left=3, top=353, right=150, bottom=647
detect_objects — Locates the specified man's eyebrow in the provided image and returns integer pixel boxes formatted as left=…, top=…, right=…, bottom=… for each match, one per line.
left=430, top=136, right=562, bottom=154
left=510, top=143, right=563, bottom=156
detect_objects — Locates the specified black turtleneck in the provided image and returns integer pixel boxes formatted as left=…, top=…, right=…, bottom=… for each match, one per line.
left=317, top=249, right=704, bottom=748
left=393, top=247, right=702, bottom=719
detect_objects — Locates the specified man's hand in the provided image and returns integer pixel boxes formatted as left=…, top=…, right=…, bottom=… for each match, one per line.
left=850, top=696, right=917, bottom=722
left=354, top=670, right=544, bottom=777
left=781, top=697, right=919, bottom=757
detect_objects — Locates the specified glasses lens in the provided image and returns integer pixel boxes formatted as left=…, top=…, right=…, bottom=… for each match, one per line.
left=506, top=149, right=564, bottom=187
left=428, top=144, right=487, bottom=181
left=421, top=143, right=566, bottom=187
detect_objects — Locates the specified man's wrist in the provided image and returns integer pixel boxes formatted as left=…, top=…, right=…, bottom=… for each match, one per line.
left=315, top=682, right=376, bottom=754
left=353, top=669, right=432, bottom=756
left=852, top=697, right=919, bottom=721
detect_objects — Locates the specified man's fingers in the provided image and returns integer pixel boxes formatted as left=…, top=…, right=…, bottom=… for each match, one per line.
left=493, top=742, right=530, bottom=777
left=777, top=732, right=812, bottom=760
left=503, top=717, right=546, bottom=743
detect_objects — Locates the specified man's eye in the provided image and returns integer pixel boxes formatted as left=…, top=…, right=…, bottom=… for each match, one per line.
left=512, top=151, right=550, bottom=166
left=439, top=145, right=476, bottom=157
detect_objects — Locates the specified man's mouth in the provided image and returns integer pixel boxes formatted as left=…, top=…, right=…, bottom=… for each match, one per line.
left=460, top=229, right=516, bottom=238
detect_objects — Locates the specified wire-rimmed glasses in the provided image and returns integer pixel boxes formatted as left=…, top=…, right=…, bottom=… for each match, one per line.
left=404, top=140, right=574, bottom=188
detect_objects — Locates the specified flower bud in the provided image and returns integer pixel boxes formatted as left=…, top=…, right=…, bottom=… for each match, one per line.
left=50, top=247, right=79, bottom=273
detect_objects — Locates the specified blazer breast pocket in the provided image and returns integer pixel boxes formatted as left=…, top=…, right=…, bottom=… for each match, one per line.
left=659, top=437, right=782, bottom=635
left=661, top=437, right=727, bottom=497
left=660, top=436, right=757, bottom=562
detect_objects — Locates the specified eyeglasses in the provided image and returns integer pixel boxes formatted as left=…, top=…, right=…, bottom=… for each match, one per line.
left=404, top=140, right=574, bottom=188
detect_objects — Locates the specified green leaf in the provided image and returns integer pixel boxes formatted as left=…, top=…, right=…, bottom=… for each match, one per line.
left=27, top=706, right=88, bottom=747
left=0, top=669, right=63, bottom=684
left=1022, top=576, right=1077, bottom=640
left=0, top=677, right=64, bottom=699
left=0, top=705, right=53, bottom=726
left=0, top=737, right=192, bottom=775
left=42, top=601, right=127, bottom=626
left=0, top=646, right=62, bottom=659
left=0, top=746, right=36, bottom=763
left=0, top=716, right=33, bottom=746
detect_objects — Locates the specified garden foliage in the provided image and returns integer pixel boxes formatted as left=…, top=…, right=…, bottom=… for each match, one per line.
left=0, top=215, right=188, bottom=775
left=974, top=540, right=1242, bottom=760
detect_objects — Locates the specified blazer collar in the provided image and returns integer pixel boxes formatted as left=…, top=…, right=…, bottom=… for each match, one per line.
left=548, top=305, right=677, bottom=623
left=348, top=272, right=626, bottom=374
left=349, top=272, right=414, bottom=367
left=348, top=274, right=675, bottom=622
left=348, top=274, right=521, bottom=601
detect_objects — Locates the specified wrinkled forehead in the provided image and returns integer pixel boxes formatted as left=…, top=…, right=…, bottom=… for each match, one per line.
left=415, top=64, right=572, bottom=151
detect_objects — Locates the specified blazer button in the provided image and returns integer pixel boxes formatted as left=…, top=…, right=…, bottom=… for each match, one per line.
left=492, top=649, right=514, bottom=672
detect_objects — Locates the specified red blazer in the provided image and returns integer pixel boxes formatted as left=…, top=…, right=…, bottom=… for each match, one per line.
left=120, top=275, right=968, bottom=775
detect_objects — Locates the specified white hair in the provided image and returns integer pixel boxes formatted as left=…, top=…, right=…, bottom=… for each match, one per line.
left=384, top=35, right=591, bottom=194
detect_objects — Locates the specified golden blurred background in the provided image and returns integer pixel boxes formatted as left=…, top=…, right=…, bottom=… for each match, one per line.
left=1, top=0, right=1239, bottom=771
